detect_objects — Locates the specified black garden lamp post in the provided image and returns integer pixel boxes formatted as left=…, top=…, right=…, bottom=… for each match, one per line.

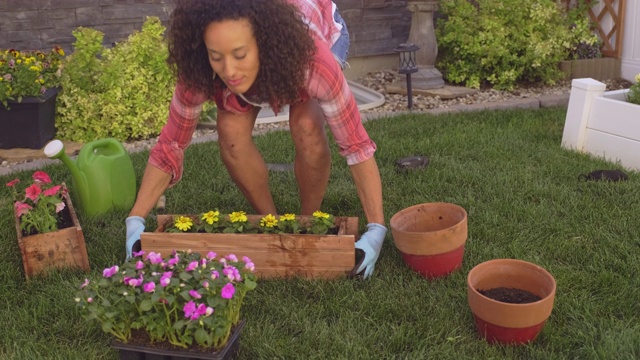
left=395, top=43, right=420, bottom=109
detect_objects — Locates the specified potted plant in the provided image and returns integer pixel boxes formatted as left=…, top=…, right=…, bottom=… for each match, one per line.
left=7, top=170, right=90, bottom=279
left=390, top=203, right=468, bottom=279
left=562, top=75, right=640, bottom=171
left=0, top=47, right=65, bottom=149
left=75, top=250, right=257, bottom=359
left=466, top=259, right=557, bottom=344
left=142, top=211, right=360, bottom=279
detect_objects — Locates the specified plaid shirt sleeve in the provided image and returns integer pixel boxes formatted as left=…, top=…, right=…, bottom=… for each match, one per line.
left=149, top=81, right=207, bottom=187
left=306, top=38, right=377, bottom=165
left=289, top=0, right=342, bottom=46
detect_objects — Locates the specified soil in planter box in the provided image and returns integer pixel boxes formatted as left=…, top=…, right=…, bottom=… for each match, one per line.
left=21, top=199, right=74, bottom=237
left=478, top=287, right=542, bottom=304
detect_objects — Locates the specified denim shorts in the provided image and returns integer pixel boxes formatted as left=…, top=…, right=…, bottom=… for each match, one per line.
left=331, top=9, right=350, bottom=69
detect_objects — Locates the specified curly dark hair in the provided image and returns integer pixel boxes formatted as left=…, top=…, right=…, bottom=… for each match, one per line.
left=167, top=0, right=316, bottom=109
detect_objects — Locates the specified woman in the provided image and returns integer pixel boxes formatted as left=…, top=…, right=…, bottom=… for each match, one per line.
left=126, top=0, right=386, bottom=279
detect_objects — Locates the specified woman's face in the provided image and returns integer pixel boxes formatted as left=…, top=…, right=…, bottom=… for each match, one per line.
left=204, top=18, right=260, bottom=95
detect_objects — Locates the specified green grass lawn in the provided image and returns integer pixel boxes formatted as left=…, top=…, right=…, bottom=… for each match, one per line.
left=1, top=107, right=639, bottom=359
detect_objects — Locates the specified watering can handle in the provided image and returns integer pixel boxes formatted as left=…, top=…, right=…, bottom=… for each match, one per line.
left=83, top=138, right=124, bottom=154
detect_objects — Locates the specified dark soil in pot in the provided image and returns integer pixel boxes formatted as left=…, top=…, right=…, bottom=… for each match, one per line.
left=478, top=287, right=542, bottom=304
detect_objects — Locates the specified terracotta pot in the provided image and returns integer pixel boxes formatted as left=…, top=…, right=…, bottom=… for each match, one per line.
left=390, top=203, right=468, bottom=279
left=467, top=259, right=557, bottom=344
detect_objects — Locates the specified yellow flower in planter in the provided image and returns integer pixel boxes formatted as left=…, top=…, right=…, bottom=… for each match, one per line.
left=309, top=210, right=336, bottom=235
left=259, top=214, right=279, bottom=234
left=200, top=210, right=222, bottom=233
left=0, top=47, right=64, bottom=108
left=278, top=213, right=301, bottom=234
left=224, top=211, right=255, bottom=234
left=174, top=216, right=193, bottom=232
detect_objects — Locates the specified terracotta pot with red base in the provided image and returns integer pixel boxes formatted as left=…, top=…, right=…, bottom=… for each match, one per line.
left=467, top=259, right=557, bottom=345
left=390, top=203, right=468, bottom=279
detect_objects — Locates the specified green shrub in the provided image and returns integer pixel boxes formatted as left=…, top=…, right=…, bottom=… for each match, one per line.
left=436, top=0, right=599, bottom=90
left=56, top=17, right=175, bottom=142
left=627, top=74, right=640, bottom=106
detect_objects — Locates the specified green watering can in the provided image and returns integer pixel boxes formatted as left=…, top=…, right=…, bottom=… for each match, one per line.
left=44, top=138, right=136, bottom=216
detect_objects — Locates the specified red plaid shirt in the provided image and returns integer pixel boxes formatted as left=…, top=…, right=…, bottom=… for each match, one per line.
left=150, top=0, right=376, bottom=186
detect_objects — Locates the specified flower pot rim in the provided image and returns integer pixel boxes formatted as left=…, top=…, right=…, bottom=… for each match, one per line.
left=390, top=202, right=468, bottom=255
left=390, top=202, right=468, bottom=235
left=467, top=258, right=556, bottom=329
left=467, top=258, right=557, bottom=304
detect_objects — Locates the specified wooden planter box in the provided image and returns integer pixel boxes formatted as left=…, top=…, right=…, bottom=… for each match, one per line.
left=15, top=183, right=91, bottom=279
left=141, top=215, right=359, bottom=279
left=559, top=58, right=621, bottom=81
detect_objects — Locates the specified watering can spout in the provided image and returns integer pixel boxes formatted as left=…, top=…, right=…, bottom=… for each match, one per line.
left=44, top=140, right=89, bottom=202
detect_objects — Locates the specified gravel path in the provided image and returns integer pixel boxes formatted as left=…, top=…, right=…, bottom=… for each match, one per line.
left=0, top=69, right=633, bottom=175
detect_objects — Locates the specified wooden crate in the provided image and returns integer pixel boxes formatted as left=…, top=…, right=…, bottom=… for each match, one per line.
left=15, top=184, right=91, bottom=279
left=141, top=215, right=359, bottom=279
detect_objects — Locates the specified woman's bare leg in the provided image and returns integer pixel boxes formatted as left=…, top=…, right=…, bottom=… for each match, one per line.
left=289, top=99, right=331, bottom=214
left=217, top=107, right=277, bottom=214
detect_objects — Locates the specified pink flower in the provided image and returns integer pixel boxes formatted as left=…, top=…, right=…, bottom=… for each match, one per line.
left=185, top=261, right=198, bottom=272
left=160, top=271, right=173, bottom=287
left=221, top=283, right=235, bottom=299
left=245, top=262, right=255, bottom=272
left=242, top=256, right=252, bottom=264
left=6, top=178, right=19, bottom=187
left=202, top=280, right=209, bottom=289
left=54, top=202, right=65, bottom=213
left=183, top=300, right=196, bottom=319
left=206, top=251, right=217, bottom=260
left=143, top=282, right=156, bottom=293
left=135, top=261, right=144, bottom=270
left=189, top=290, right=202, bottom=299
left=211, top=270, right=219, bottom=280
left=146, top=252, right=163, bottom=264
left=25, top=184, right=41, bottom=202
left=80, top=278, right=90, bottom=289
left=102, top=265, right=119, bottom=278
left=225, top=254, right=238, bottom=262
left=87, top=297, right=93, bottom=303
left=14, top=201, right=32, bottom=217
left=32, top=171, right=51, bottom=184
left=167, top=255, right=179, bottom=267
left=42, top=185, right=61, bottom=196
left=133, top=250, right=146, bottom=258
left=205, top=306, right=214, bottom=316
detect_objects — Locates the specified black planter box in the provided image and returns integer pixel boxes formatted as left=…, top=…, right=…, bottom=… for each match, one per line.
left=0, top=87, right=59, bottom=149
left=112, top=320, right=245, bottom=360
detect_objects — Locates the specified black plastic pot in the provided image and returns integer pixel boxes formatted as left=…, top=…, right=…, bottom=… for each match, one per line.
left=0, top=87, right=59, bottom=149
left=112, top=320, right=245, bottom=360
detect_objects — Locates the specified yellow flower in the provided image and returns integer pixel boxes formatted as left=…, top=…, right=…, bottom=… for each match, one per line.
left=229, top=211, right=247, bottom=223
left=16, top=59, right=22, bottom=64
left=280, top=213, right=296, bottom=221
left=201, top=210, right=219, bottom=225
left=174, top=216, right=193, bottom=231
left=313, top=210, right=330, bottom=219
left=260, top=214, right=278, bottom=228
left=635, top=73, right=640, bottom=83
left=29, top=65, right=40, bottom=72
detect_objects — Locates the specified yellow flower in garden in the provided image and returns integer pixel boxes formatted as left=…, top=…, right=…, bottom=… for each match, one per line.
left=201, top=210, right=219, bottom=225
left=229, top=211, right=247, bottom=223
left=280, top=213, right=295, bottom=221
left=313, top=210, right=330, bottom=219
left=260, top=214, right=278, bottom=228
left=174, top=216, right=193, bottom=231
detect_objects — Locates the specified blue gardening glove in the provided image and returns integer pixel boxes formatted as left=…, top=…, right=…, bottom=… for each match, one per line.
left=125, top=216, right=145, bottom=259
left=354, top=223, right=387, bottom=279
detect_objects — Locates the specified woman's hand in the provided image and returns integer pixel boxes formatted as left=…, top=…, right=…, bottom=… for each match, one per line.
left=354, top=223, right=387, bottom=279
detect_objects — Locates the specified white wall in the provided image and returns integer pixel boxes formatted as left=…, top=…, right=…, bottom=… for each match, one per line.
left=621, top=0, right=640, bottom=81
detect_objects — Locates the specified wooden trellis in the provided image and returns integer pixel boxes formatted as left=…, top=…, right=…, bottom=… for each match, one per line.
left=562, top=0, right=626, bottom=58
